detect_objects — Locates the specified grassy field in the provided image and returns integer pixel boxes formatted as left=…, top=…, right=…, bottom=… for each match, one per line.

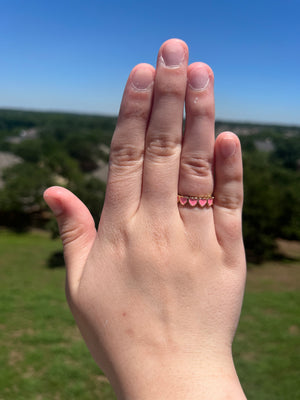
left=0, top=231, right=299, bottom=399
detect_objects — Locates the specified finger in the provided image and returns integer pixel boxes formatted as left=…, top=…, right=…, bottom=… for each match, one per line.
left=142, top=39, right=188, bottom=210
left=213, top=132, right=244, bottom=251
left=44, top=186, right=97, bottom=293
left=103, top=64, right=155, bottom=220
left=179, top=63, right=215, bottom=200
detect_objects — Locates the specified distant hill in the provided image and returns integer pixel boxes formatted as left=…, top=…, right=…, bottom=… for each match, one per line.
left=0, top=108, right=118, bottom=147
left=0, top=108, right=299, bottom=263
left=1, top=108, right=299, bottom=136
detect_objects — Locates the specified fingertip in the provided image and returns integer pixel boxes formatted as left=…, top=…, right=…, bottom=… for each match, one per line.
left=43, top=185, right=68, bottom=199
left=160, top=38, right=189, bottom=52
left=44, top=186, right=97, bottom=274
left=44, top=186, right=95, bottom=223
left=216, top=132, right=241, bottom=159
left=188, top=62, right=214, bottom=81
left=132, top=62, right=155, bottom=71
left=130, top=63, right=155, bottom=91
left=43, top=186, right=66, bottom=217
left=158, top=38, right=189, bottom=68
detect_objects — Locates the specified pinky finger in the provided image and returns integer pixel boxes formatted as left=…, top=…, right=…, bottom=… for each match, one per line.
left=213, top=132, right=244, bottom=252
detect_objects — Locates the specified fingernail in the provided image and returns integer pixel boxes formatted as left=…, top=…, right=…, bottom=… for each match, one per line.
left=131, top=67, right=154, bottom=91
left=221, top=134, right=237, bottom=158
left=188, top=66, right=210, bottom=91
left=161, top=41, right=185, bottom=68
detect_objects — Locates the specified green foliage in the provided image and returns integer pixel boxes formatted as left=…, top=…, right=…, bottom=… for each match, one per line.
left=0, top=162, right=54, bottom=230
left=243, top=150, right=300, bottom=262
left=272, top=135, right=300, bottom=169
left=45, top=149, right=83, bottom=182
left=0, top=109, right=113, bottom=232
left=243, top=153, right=278, bottom=262
left=1, top=109, right=299, bottom=263
left=62, top=131, right=104, bottom=172
left=0, top=162, right=53, bottom=212
left=0, top=109, right=117, bottom=146
left=71, top=177, right=106, bottom=224
left=237, top=126, right=300, bottom=262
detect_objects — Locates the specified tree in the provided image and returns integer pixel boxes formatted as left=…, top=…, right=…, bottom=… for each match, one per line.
left=243, top=151, right=300, bottom=262
left=0, top=162, right=54, bottom=230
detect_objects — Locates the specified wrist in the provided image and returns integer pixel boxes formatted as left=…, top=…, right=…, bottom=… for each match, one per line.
left=107, top=350, right=246, bottom=400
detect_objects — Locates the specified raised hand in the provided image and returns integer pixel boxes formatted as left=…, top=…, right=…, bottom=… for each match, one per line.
left=44, top=39, right=246, bottom=399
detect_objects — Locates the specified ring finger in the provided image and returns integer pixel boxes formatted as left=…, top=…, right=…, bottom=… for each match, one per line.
left=178, top=62, right=215, bottom=220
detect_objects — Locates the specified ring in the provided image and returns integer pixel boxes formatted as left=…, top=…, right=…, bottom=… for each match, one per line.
left=177, top=194, right=214, bottom=207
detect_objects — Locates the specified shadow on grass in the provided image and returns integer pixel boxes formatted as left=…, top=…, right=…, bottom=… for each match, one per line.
left=47, top=251, right=65, bottom=268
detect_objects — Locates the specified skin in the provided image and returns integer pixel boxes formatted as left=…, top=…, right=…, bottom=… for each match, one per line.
left=44, top=39, right=247, bottom=399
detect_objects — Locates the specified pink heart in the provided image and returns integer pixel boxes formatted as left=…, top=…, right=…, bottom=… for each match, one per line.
left=188, top=198, right=198, bottom=207
left=207, top=198, right=213, bottom=206
left=199, top=199, right=207, bottom=207
left=179, top=196, right=188, bottom=206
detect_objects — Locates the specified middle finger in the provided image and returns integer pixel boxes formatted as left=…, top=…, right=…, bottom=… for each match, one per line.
left=141, top=39, right=188, bottom=211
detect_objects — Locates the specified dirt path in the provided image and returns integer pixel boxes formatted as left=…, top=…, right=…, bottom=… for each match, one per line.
left=247, top=261, right=300, bottom=292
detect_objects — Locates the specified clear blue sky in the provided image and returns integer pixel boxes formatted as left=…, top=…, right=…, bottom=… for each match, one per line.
left=0, top=0, right=299, bottom=125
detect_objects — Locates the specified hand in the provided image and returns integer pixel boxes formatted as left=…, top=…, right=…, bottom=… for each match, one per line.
left=44, top=39, right=246, bottom=399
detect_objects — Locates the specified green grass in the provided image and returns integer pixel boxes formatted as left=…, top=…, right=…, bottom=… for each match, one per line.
left=234, top=291, right=300, bottom=399
left=0, top=230, right=299, bottom=399
left=0, top=230, right=115, bottom=400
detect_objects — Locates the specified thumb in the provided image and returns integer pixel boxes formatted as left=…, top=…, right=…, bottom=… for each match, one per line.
left=44, top=186, right=97, bottom=291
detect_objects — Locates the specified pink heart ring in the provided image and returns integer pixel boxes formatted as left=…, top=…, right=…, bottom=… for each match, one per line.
left=177, top=194, right=214, bottom=208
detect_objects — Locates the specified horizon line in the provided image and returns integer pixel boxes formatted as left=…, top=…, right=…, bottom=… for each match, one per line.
left=0, top=106, right=299, bottom=129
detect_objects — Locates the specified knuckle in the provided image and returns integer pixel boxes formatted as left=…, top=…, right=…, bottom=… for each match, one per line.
left=146, top=136, right=181, bottom=159
left=181, top=155, right=212, bottom=179
left=110, top=141, right=144, bottom=168
left=60, top=222, right=86, bottom=248
left=217, top=192, right=243, bottom=210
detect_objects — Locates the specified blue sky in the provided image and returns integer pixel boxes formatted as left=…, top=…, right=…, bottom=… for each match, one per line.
left=0, top=0, right=299, bottom=125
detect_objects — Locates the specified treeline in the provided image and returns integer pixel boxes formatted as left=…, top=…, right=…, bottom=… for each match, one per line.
left=0, top=109, right=299, bottom=263
left=0, top=110, right=116, bottom=233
